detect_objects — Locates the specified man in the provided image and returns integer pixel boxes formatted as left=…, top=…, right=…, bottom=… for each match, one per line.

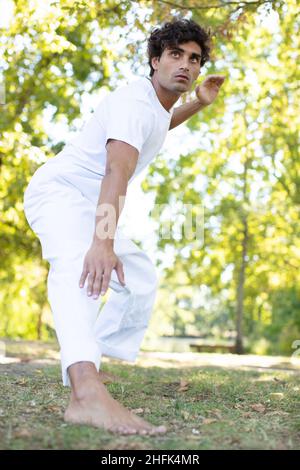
left=23, top=18, right=225, bottom=436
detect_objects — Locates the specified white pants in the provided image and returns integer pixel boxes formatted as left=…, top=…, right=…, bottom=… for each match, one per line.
left=23, top=162, right=158, bottom=386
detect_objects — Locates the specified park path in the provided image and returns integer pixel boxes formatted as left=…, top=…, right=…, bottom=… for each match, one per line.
left=1, top=339, right=299, bottom=375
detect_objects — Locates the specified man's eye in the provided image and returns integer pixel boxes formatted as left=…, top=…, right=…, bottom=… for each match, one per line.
left=171, top=51, right=179, bottom=57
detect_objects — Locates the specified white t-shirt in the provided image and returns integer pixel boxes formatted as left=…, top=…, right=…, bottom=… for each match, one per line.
left=39, top=76, right=174, bottom=204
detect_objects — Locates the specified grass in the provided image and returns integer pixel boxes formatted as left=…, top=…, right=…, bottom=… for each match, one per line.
left=0, top=342, right=300, bottom=449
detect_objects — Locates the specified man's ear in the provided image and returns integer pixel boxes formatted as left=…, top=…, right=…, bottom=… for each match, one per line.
left=151, top=56, right=160, bottom=72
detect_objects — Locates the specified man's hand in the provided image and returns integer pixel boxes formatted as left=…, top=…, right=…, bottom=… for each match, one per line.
left=79, top=241, right=125, bottom=299
left=195, top=75, right=226, bottom=107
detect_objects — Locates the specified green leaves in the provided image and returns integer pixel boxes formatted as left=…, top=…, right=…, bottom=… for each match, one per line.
left=144, top=0, right=300, bottom=352
left=1, top=0, right=298, bottom=349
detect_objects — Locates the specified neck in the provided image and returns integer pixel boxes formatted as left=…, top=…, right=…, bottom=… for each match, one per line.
left=148, top=75, right=180, bottom=112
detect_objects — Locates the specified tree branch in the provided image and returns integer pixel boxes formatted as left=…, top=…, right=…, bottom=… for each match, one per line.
left=155, top=0, right=279, bottom=11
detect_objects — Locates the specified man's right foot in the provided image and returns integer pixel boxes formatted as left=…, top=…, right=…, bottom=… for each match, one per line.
left=64, top=378, right=167, bottom=436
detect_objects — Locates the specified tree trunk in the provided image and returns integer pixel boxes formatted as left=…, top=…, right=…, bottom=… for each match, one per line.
left=235, top=217, right=248, bottom=354
left=36, top=305, right=44, bottom=340
left=235, top=156, right=250, bottom=354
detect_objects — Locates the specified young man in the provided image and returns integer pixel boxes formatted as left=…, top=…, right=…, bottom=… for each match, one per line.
left=23, top=18, right=225, bottom=436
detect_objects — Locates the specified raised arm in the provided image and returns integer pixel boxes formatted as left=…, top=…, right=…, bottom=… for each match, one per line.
left=169, top=74, right=226, bottom=130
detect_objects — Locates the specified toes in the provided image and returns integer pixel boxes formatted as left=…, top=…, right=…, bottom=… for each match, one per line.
left=116, top=425, right=138, bottom=435
left=124, top=427, right=138, bottom=435
left=148, top=425, right=167, bottom=435
left=130, top=415, right=167, bottom=436
left=116, top=426, right=129, bottom=434
left=110, top=424, right=167, bottom=436
left=136, top=425, right=167, bottom=436
left=156, top=425, right=167, bottom=433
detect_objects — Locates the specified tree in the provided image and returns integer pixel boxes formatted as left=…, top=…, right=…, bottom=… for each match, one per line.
left=144, top=0, right=299, bottom=353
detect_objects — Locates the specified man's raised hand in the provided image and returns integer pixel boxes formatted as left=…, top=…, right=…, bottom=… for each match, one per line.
left=195, top=75, right=226, bottom=107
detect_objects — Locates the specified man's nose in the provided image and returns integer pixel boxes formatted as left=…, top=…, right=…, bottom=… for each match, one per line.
left=179, top=57, right=190, bottom=71
left=179, top=64, right=189, bottom=73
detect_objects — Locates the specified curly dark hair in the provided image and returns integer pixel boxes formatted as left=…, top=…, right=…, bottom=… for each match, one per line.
left=147, top=18, right=211, bottom=77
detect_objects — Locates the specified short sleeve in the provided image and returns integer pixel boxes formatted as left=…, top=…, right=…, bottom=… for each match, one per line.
left=103, top=96, right=155, bottom=153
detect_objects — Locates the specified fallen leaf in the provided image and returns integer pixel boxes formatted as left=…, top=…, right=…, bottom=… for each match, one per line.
left=230, top=437, right=241, bottom=445
left=131, top=408, right=144, bottom=414
left=181, top=410, right=190, bottom=421
left=46, top=405, right=61, bottom=412
left=234, top=403, right=243, bottom=409
left=178, top=379, right=189, bottom=392
left=269, top=393, right=284, bottom=400
left=208, top=408, right=222, bottom=420
left=14, top=429, right=31, bottom=438
left=15, top=378, right=28, bottom=386
left=202, top=418, right=218, bottom=425
left=250, top=404, right=266, bottom=413
left=242, top=412, right=253, bottom=418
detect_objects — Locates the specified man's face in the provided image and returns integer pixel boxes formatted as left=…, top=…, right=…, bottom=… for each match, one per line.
left=151, top=41, right=202, bottom=94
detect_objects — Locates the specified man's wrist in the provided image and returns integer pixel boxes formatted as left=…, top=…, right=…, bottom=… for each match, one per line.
left=193, top=98, right=209, bottom=110
left=92, top=235, right=114, bottom=249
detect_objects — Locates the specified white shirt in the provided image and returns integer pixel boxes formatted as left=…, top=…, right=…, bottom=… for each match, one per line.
left=41, top=77, right=174, bottom=204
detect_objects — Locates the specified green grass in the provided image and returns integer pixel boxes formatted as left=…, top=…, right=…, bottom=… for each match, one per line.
left=0, top=358, right=299, bottom=449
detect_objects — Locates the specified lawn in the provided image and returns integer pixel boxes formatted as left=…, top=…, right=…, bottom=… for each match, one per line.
left=0, top=340, right=299, bottom=450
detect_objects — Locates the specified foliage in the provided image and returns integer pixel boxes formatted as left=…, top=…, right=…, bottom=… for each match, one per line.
left=0, top=1, right=299, bottom=355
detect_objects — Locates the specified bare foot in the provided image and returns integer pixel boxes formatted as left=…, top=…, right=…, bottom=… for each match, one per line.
left=64, top=377, right=167, bottom=436
left=98, top=370, right=121, bottom=384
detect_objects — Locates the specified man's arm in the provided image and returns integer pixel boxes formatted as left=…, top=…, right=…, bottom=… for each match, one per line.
left=169, top=74, right=226, bottom=130
left=79, top=139, right=139, bottom=298
left=93, top=139, right=138, bottom=246
left=169, top=99, right=208, bottom=130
